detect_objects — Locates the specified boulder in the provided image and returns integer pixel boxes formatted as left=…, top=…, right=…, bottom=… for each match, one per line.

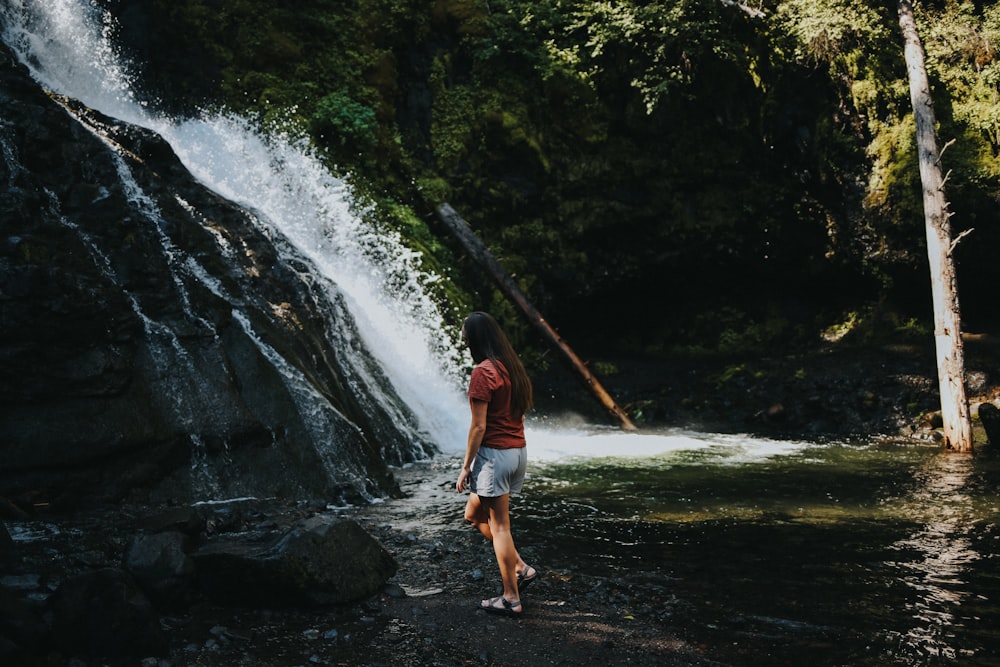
left=0, top=585, right=47, bottom=663
left=0, top=523, right=12, bottom=563
left=48, top=568, right=168, bottom=661
left=979, top=403, right=1000, bottom=445
left=125, top=531, right=196, bottom=608
left=193, top=516, right=397, bottom=607
left=134, top=506, right=203, bottom=534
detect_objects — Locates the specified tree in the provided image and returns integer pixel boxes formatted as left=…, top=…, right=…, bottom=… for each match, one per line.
left=898, top=0, right=972, bottom=452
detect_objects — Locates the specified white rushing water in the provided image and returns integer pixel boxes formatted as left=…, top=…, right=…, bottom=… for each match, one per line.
left=0, top=0, right=827, bottom=466
left=525, top=424, right=816, bottom=464
left=1, top=0, right=469, bottom=450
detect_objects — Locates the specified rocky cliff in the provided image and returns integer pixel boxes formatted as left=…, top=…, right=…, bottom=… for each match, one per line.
left=0, top=41, right=433, bottom=508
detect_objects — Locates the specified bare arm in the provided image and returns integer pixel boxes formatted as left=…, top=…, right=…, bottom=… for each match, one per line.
left=456, top=398, right=488, bottom=492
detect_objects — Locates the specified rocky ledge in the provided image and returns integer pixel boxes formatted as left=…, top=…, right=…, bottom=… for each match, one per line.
left=0, top=497, right=404, bottom=665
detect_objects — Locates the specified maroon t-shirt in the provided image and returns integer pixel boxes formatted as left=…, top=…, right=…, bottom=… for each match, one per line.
left=467, top=359, right=526, bottom=449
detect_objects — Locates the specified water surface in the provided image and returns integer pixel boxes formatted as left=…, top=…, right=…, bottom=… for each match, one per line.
left=422, top=426, right=1000, bottom=665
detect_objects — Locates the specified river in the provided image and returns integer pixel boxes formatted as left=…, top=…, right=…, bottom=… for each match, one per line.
left=4, top=2, right=999, bottom=664
left=399, top=425, right=1000, bottom=665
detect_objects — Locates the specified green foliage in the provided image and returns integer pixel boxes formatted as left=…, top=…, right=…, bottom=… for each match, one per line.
left=893, top=317, right=931, bottom=340
left=714, top=364, right=749, bottom=391
left=821, top=311, right=860, bottom=343
left=924, top=2, right=1000, bottom=154
left=774, top=0, right=892, bottom=65
left=414, top=176, right=452, bottom=206
left=864, top=116, right=921, bottom=221
left=429, top=81, right=482, bottom=170
left=590, top=361, right=619, bottom=377
left=480, top=0, right=754, bottom=114
left=312, top=90, right=378, bottom=147
left=717, top=313, right=791, bottom=355
left=111, top=0, right=1000, bottom=359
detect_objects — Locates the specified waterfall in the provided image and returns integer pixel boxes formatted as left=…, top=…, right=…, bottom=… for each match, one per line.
left=0, top=0, right=468, bottom=462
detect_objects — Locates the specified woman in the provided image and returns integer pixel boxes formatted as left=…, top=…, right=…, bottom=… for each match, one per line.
left=455, top=311, right=540, bottom=617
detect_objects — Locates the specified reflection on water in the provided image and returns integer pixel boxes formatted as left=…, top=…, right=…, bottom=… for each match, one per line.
left=885, top=452, right=981, bottom=662
left=397, top=426, right=1000, bottom=665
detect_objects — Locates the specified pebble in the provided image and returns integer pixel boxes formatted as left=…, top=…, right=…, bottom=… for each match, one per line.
left=383, top=582, right=407, bottom=598
left=0, top=574, right=40, bottom=590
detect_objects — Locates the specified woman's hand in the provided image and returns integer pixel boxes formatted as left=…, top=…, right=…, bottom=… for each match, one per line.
left=458, top=399, right=486, bottom=493
left=456, top=467, right=470, bottom=493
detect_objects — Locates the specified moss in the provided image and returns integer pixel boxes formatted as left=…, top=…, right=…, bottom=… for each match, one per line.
left=590, top=361, right=619, bottom=377
left=716, top=364, right=748, bottom=388
left=18, top=241, right=49, bottom=264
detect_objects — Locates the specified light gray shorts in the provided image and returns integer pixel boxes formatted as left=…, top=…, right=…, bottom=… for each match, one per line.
left=470, top=446, right=527, bottom=497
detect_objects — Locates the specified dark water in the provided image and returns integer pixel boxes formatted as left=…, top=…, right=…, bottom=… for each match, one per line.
left=516, top=432, right=1000, bottom=665
left=406, top=429, right=1000, bottom=666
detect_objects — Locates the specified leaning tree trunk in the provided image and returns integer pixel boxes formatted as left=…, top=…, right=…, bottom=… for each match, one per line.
left=898, top=0, right=973, bottom=452
left=437, top=203, right=638, bottom=431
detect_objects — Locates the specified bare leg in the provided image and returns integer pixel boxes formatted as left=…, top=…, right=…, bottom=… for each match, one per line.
left=464, top=492, right=493, bottom=540
left=465, top=493, right=529, bottom=574
left=479, top=493, right=520, bottom=604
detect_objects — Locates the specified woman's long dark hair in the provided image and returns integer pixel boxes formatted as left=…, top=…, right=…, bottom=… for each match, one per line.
left=462, top=311, right=534, bottom=418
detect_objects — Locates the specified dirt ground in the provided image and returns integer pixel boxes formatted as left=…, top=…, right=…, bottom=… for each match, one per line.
left=4, top=458, right=721, bottom=667
left=155, top=461, right=721, bottom=667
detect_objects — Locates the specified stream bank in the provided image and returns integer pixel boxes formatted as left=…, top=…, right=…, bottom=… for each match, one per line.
left=3, top=340, right=999, bottom=666
left=1, top=466, right=713, bottom=667
left=534, top=336, right=1000, bottom=444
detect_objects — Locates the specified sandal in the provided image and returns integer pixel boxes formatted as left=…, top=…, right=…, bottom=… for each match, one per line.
left=518, top=565, right=541, bottom=591
left=480, top=595, right=522, bottom=617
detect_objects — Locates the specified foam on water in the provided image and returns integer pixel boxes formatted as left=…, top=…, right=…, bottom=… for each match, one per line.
left=524, top=425, right=815, bottom=464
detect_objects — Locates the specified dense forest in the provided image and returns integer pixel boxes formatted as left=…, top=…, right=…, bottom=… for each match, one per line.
left=107, top=0, right=1000, bottom=363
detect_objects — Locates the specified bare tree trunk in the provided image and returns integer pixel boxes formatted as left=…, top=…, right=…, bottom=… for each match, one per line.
left=437, top=203, right=638, bottom=431
left=898, top=0, right=973, bottom=452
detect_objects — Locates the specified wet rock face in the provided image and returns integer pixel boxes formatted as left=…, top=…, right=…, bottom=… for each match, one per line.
left=0, top=42, right=415, bottom=507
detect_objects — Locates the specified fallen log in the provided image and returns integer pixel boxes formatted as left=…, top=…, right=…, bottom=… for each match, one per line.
left=437, top=203, right=638, bottom=431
